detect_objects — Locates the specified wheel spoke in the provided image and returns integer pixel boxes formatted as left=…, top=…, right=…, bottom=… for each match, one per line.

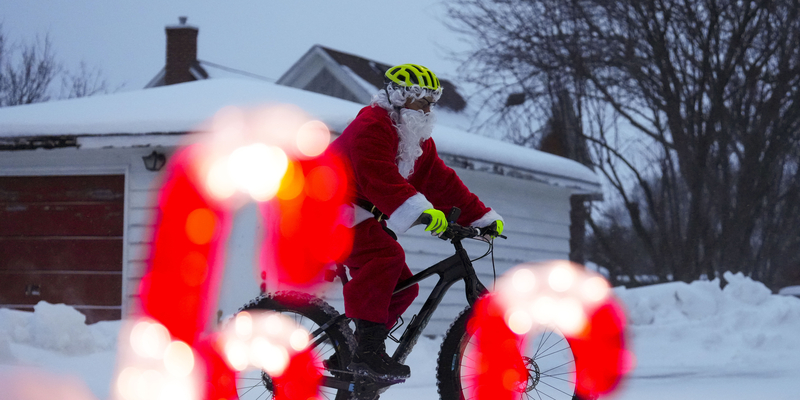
left=535, top=387, right=558, bottom=400
left=535, top=378, right=576, bottom=398
left=237, top=380, right=264, bottom=397
left=310, top=332, right=330, bottom=350
left=535, top=335, right=566, bottom=359
left=253, top=388, right=271, bottom=400
left=533, top=329, right=555, bottom=358
left=539, top=359, right=575, bottom=376
left=538, top=346, right=572, bottom=360
left=540, top=370, right=575, bottom=380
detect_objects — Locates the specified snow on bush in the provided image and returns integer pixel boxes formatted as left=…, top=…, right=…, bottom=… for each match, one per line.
left=0, top=302, right=118, bottom=357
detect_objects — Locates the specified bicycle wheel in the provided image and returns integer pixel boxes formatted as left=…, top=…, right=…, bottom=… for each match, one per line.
left=437, top=306, right=578, bottom=400
left=234, top=291, right=355, bottom=400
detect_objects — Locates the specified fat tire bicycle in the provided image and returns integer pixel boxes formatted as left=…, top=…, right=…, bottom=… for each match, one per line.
left=234, top=208, right=581, bottom=400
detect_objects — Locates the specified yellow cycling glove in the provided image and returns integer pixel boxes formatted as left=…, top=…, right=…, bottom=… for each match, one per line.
left=494, top=220, right=504, bottom=235
left=422, top=209, right=448, bottom=234
left=483, top=220, right=504, bottom=238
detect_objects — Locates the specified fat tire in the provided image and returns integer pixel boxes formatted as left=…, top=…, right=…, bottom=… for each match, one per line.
left=234, top=291, right=356, bottom=400
left=436, top=306, right=580, bottom=400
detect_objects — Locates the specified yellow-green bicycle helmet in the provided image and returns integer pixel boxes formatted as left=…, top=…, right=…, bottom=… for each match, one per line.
left=385, top=64, right=441, bottom=91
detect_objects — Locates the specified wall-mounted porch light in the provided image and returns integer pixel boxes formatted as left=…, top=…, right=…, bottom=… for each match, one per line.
left=142, top=150, right=167, bottom=171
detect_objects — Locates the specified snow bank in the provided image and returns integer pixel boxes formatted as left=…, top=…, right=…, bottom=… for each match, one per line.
left=614, top=272, right=799, bottom=327
left=0, top=302, right=119, bottom=358
left=615, top=272, right=800, bottom=375
left=2, top=275, right=800, bottom=400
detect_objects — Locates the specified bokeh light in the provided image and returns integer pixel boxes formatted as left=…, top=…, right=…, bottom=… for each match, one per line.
left=163, top=341, right=195, bottom=377
left=130, top=320, right=170, bottom=359
left=179, top=252, right=208, bottom=287
left=227, top=143, right=289, bottom=201
left=185, top=208, right=216, bottom=245
left=224, top=340, right=249, bottom=372
left=219, top=310, right=322, bottom=397
left=235, top=311, right=253, bottom=339
left=582, top=276, right=611, bottom=302
left=289, top=328, right=310, bottom=351
left=296, top=120, right=331, bottom=157
left=467, top=261, right=633, bottom=400
left=114, top=318, right=202, bottom=400
left=277, top=161, right=305, bottom=200
left=548, top=265, right=576, bottom=292
left=117, top=104, right=346, bottom=400
left=505, top=308, right=533, bottom=335
left=511, top=268, right=536, bottom=294
left=262, top=151, right=353, bottom=290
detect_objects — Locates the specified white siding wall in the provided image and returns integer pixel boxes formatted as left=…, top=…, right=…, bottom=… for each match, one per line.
left=2, top=146, right=576, bottom=336
left=124, top=154, right=165, bottom=316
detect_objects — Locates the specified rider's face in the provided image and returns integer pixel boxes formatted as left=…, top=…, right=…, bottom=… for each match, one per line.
left=404, top=96, right=435, bottom=114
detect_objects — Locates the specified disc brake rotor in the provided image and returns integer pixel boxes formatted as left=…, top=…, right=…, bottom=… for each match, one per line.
left=522, top=356, right=541, bottom=393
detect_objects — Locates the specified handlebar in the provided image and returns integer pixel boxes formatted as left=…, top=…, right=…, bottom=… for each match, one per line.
left=417, top=207, right=507, bottom=241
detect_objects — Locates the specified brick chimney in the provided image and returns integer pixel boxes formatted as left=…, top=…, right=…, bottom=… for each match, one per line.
left=164, top=16, right=198, bottom=85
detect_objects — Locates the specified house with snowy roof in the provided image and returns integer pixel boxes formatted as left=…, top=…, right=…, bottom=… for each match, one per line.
left=0, top=18, right=601, bottom=332
left=275, top=45, right=468, bottom=113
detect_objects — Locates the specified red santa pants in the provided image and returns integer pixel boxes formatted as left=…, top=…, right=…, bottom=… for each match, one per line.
left=342, top=218, right=419, bottom=329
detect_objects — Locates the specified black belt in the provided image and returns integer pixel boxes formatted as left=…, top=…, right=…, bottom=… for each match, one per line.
left=355, top=198, right=388, bottom=222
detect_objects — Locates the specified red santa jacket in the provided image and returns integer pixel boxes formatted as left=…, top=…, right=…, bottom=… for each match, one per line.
left=329, top=104, right=501, bottom=233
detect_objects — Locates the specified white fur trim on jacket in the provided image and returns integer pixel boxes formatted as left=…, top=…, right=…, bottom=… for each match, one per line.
left=471, top=209, right=504, bottom=228
left=386, top=193, right=434, bottom=233
left=349, top=205, right=375, bottom=228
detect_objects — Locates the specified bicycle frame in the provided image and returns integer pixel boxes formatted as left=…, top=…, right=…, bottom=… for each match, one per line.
left=391, top=238, right=488, bottom=364
left=315, top=225, right=493, bottom=394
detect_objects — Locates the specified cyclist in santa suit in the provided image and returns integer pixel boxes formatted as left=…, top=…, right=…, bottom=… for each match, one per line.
left=329, top=64, right=504, bottom=380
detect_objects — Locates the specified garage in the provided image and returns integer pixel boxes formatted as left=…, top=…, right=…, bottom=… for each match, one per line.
left=0, top=175, right=125, bottom=323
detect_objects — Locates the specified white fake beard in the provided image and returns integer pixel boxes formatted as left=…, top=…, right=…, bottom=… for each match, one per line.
left=396, top=108, right=436, bottom=179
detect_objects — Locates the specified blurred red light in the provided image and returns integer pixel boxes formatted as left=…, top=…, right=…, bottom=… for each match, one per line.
left=131, top=105, right=356, bottom=400
left=271, top=349, right=322, bottom=400
left=468, top=288, right=630, bottom=400
left=261, top=153, right=352, bottom=290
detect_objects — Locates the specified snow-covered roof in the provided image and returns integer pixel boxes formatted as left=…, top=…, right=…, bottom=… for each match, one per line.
left=0, top=78, right=601, bottom=194
left=0, top=79, right=358, bottom=137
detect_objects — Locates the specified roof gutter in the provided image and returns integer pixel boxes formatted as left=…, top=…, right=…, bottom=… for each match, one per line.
left=0, top=135, right=79, bottom=150
left=0, top=132, right=190, bottom=151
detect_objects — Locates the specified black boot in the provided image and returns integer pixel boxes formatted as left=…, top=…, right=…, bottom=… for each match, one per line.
left=348, top=319, right=411, bottom=380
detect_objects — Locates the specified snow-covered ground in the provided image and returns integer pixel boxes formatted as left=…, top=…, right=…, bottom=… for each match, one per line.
left=2, top=271, right=799, bottom=400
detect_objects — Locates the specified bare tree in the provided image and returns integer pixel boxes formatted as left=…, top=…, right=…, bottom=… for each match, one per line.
left=62, top=61, right=108, bottom=99
left=0, top=31, right=58, bottom=106
left=446, top=0, right=800, bottom=287
left=0, top=27, right=109, bottom=107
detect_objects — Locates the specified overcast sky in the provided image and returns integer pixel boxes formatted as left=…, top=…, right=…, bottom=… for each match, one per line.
left=1, top=0, right=468, bottom=92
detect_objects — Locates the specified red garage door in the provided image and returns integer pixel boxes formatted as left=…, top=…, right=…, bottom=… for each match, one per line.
left=0, top=175, right=124, bottom=324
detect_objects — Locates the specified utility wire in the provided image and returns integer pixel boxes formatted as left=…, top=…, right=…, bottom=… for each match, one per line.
left=198, top=59, right=276, bottom=82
